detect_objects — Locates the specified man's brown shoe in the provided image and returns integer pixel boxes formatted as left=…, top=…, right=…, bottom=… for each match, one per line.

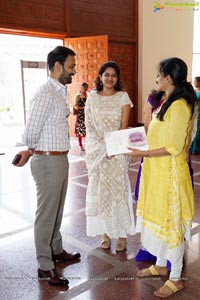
left=38, top=268, right=69, bottom=286
left=53, top=250, right=81, bottom=262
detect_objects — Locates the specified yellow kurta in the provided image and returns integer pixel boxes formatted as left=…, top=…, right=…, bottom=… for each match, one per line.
left=137, top=99, right=195, bottom=250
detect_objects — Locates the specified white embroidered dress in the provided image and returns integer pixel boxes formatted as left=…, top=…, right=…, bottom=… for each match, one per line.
left=85, top=91, right=135, bottom=238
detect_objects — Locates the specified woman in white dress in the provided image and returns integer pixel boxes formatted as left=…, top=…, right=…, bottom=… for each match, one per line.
left=85, top=61, right=135, bottom=251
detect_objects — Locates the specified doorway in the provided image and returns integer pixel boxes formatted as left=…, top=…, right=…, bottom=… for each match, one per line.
left=64, top=35, right=108, bottom=136
left=0, top=34, right=108, bottom=147
left=0, top=34, right=63, bottom=148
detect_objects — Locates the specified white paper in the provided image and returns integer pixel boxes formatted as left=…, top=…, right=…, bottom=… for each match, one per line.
left=105, top=126, right=148, bottom=156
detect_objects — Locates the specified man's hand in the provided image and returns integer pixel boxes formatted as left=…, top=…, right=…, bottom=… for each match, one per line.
left=12, top=150, right=32, bottom=167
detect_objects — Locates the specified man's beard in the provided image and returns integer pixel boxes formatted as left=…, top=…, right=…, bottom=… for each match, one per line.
left=59, top=70, right=73, bottom=85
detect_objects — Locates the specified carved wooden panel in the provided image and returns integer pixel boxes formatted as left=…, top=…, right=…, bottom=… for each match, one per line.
left=108, top=42, right=138, bottom=126
left=65, top=35, right=108, bottom=86
left=64, top=35, right=108, bottom=136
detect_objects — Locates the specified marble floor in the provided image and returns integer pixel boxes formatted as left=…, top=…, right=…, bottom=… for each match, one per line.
left=0, top=138, right=200, bottom=300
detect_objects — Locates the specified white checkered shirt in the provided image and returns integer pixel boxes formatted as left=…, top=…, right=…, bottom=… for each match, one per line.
left=22, top=77, right=71, bottom=151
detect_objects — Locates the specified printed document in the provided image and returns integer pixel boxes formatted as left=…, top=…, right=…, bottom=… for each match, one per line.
left=105, top=126, right=148, bottom=156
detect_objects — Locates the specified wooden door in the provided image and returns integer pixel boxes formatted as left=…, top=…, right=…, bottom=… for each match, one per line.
left=64, top=35, right=108, bottom=136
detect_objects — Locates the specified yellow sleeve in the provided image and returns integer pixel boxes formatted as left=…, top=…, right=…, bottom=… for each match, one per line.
left=165, top=99, right=191, bottom=156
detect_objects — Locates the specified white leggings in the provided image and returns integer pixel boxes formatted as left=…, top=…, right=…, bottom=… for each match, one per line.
left=156, top=242, right=184, bottom=281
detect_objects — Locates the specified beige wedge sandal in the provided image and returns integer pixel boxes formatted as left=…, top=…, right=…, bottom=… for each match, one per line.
left=101, top=234, right=111, bottom=249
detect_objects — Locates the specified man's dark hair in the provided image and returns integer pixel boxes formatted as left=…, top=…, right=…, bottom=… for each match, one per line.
left=47, top=46, right=76, bottom=70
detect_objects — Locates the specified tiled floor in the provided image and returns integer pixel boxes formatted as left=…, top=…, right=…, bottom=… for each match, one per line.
left=0, top=138, right=200, bottom=300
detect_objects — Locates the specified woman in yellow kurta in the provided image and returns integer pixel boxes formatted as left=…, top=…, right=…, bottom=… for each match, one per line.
left=128, top=57, right=196, bottom=298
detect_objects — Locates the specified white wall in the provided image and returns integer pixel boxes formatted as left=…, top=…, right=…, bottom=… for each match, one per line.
left=138, top=0, right=194, bottom=122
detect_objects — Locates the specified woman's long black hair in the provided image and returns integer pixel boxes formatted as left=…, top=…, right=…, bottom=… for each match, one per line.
left=157, top=57, right=197, bottom=121
left=151, top=90, right=166, bottom=108
left=95, top=61, right=123, bottom=92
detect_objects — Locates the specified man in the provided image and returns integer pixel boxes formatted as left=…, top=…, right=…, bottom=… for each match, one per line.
left=14, top=46, right=81, bottom=287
